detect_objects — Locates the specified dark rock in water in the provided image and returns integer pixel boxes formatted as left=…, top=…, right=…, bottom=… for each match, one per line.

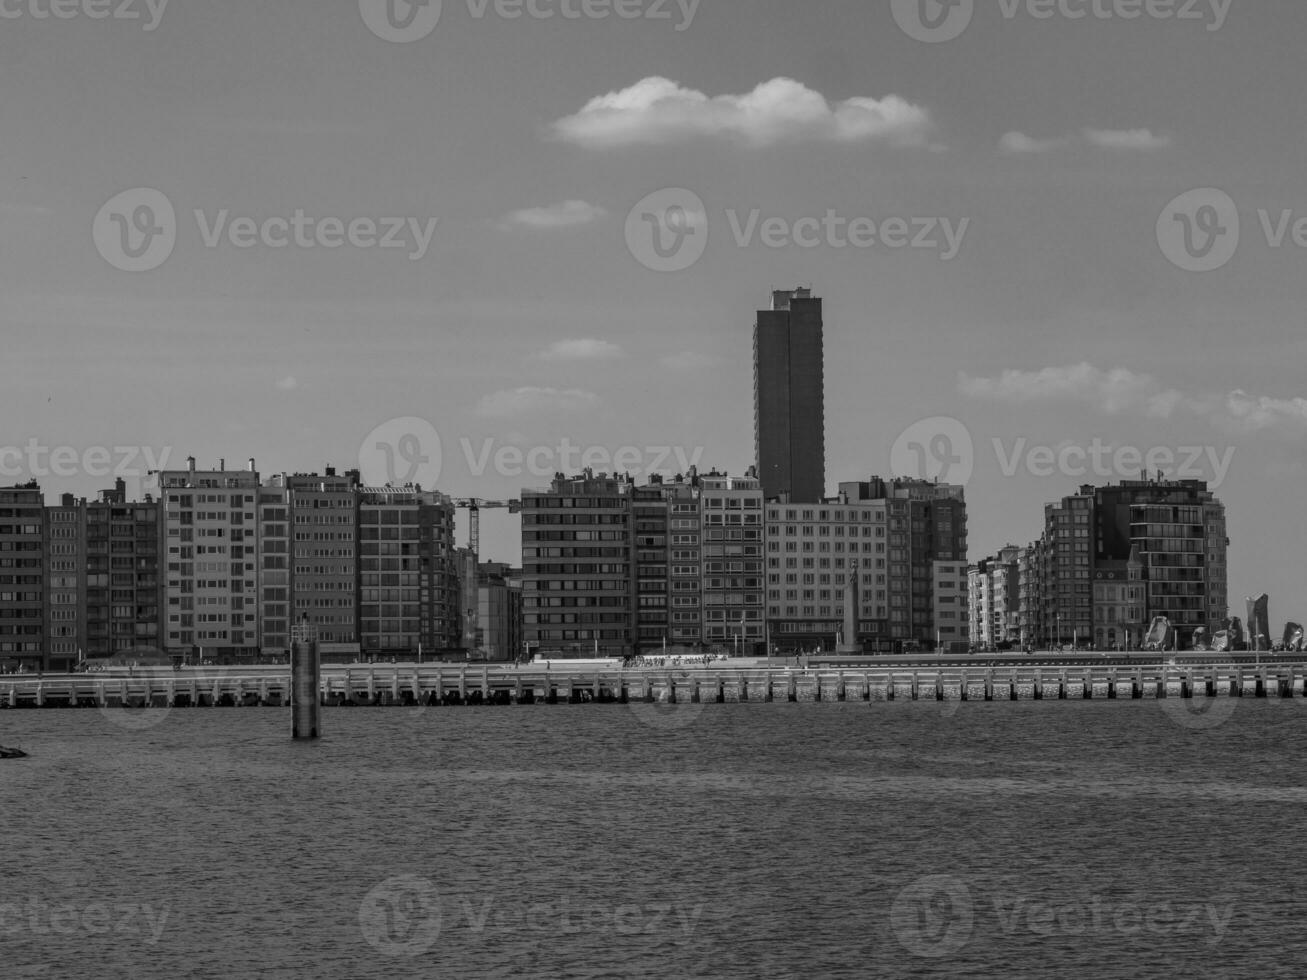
left=0, top=746, right=28, bottom=759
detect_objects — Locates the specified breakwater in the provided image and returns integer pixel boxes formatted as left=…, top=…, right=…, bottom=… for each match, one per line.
left=3, top=663, right=1307, bottom=708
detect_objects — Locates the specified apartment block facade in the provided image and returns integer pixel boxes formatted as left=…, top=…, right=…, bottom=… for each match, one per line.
left=1006, top=480, right=1228, bottom=649
left=968, top=546, right=1021, bottom=650
left=521, top=472, right=634, bottom=657
left=356, top=484, right=459, bottom=657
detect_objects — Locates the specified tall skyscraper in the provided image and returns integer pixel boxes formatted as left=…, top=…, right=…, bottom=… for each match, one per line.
left=754, top=286, right=825, bottom=503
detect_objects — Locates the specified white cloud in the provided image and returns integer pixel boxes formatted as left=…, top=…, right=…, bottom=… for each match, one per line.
left=959, top=364, right=1307, bottom=435
left=661, top=351, right=716, bottom=371
left=551, top=76, right=935, bottom=149
left=999, top=132, right=1068, bottom=154
left=537, top=339, right=624, bottom=361
left=276, top=376, right=299, bottom=391
left=999, top=129, right=1171, bottom=154
left=1083, top=128, right=1172, bottom=151
left=1219, top=390, right=1307, bottom=433
left=503, top=200, right=607, bottom=229
left=958, top=364, right=1180, bottom=416
left=474, top=387, right=599, bottom=418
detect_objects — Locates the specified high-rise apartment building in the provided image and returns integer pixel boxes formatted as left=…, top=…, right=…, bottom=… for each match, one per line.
left=1016, top=480, right=1227, bottom=649
left=149, top=459, right=263, bottom=660
left=85, top=482, right=161, bottom=664
left=474, top=562, right=523, bottom=663
left=45, top=494, right=85, bottom=670
left=631, top=483, right=673, bottom=652
left=765, top=493, right=889, bottom=652
left=0, top=483, right=45, bottom=670
left=286, top=470, right=360, bottom=644
left=356, top=484, right=459, bottom=657
left=1017, top=541, right=1044, bottom=648
left=762, top=477, right=966, bottom=652
left=520, top=472, right=633, bottom=657
left=968, top=546, right=1021, bottom=650
left=699, top=470, right=765, bottom=651
left=933, top=560, right=970, bottom=651
left=1042, top=491, right=1095, bottom=647
left=1091, top=480, right=1228, bottom=645
left=754, top=287, right=825, bottom=503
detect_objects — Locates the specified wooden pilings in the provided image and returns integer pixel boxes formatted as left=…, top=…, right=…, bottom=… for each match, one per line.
left=5, top=663, right=1307, bottom=710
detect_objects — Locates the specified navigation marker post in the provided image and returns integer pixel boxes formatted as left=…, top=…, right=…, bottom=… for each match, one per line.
left=291, top=617, right=321, bottom=740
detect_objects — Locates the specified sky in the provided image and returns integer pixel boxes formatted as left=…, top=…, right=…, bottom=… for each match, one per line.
left=2, top=0, right=1305, bottom=627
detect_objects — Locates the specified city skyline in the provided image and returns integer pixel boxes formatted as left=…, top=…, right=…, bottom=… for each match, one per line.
left=2, top=0, right=1304, bottom=615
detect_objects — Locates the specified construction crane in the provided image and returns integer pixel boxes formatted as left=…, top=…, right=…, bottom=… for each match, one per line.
left=451, top=499, right=521, bottom=652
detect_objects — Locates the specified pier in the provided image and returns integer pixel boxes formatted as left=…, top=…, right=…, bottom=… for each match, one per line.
left=2, top=661, right=1306, bottom=709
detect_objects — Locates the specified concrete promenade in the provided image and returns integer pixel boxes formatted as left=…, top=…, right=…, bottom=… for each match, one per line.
left=2, top=660, right=1307, bottom=708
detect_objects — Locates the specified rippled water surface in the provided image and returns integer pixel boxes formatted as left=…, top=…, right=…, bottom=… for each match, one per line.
left=3, top=699, right=1306, bottom=979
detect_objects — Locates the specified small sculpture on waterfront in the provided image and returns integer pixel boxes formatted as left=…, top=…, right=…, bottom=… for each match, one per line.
left=1283, top=623, right=1305, bottom=652
left=1144, top=617, right=1177, bottom=652
left=1246, top=595, right=1271, bottom=653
